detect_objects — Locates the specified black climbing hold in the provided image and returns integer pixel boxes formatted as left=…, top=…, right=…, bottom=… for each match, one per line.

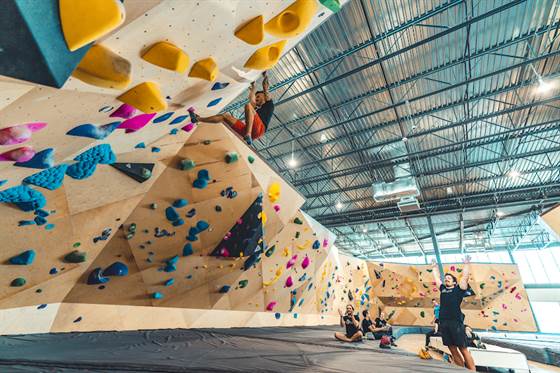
left=64, top=250, right=87, bottom=263
left=110, top=162, right=155, bottom=183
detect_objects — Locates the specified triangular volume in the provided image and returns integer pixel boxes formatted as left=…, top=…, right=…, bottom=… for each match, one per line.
left=210, top=195, right=264, bottom=258
left=110, top=162, right=155, bottom=183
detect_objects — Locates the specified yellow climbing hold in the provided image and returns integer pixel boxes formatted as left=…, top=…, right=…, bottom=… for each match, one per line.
left=264, top=0, right=318, bottom=38
left=117, top=82, right=166, bottom=113
left=263, top=267, right=283, bottom=286
left=268, top=182, right=281, bottom=203
left=188, top=57, right=218, bottom=81
left=244, top=40, right=287, bottom=70
left=282, top=247, right=290, bottom=257
left=259, top=211, right=267, bottom=225
left=234, top=15, right=264, bottom=45
left=59, top=0, right=125, bottom=51
left=142, top=41, right=189, bottom=73
left=72, top=44, right=131, bottom=89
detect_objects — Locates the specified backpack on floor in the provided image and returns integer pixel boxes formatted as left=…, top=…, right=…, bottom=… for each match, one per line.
left=418, top=347, right=432, bottom=360
left=379, top=335, right=391, bottom=349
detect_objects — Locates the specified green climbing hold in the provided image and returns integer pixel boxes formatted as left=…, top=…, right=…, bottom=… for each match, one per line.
left=150, top=203, right=158, bottom=209
left=141, top=168, right=152, bottom=179
left=64, top=250, right=87, bottom=263
left=180, top=158, right=196, bottom=171
left=295, top=232, right=300, bottom=239
left=225, top=152, right=238, bottom=164
left=265, top=245, right=276, bottom=257
left=319, top=0, right=341, bottom=13
left=11, top=277, right=26, bottom=287
left=293, top=217, right=303, bottom=225
left=126, top=232, right=134, bottom=240
left=420, top=311, right=425, bottom=318
left=73, top=242, right=81, bottom=248
left=239, top=279, right=249, bottom=288
left=248, top=155, right=255, bottom=164
left=480, top=283, right=486, bottom=289
left=128, top=223, right=137, bottom=233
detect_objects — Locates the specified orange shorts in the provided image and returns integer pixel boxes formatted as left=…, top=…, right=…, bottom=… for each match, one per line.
left=232, top=113, right=265, bottom=140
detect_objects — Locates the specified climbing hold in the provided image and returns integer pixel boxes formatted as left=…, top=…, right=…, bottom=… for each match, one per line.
left=9, top=250, right=36, bottom=265
left=0, top=122, right=47, bottom=145
left=150, top=203, right=158, bottom=210
left=293, top=217, right=303, bottom=225
left=172, top=218, right=185, bottom=227
left=142, top=41, right=189, bottom=73
left=66, top=160, right=98, bottom=180
left=18, top=220, right=35, bottom=226
left=151, top=147, right=160, bottom=153
left=14, top=148, right=54, bottom=169
left=35, top=216, right=47, bottom=226
left=23, top=165, right=68, bottom=190
left=248, top=155, right=255, bottom=164
left=180, top=158, right=196, bottom=170
left=153, top=112, right=174, bottom=123
left=117, top=82, right=166, bottom=113
left=212, top=82, right=229, bottom=90
left=267, top=182, right=281, bottom=203
left=207, top=98, right=222, bottom=108
left=243, top=252, right=261, bottom=271
left=235, top=15, right=264, bottom=45
left=219, top=285, right=231, bottom=293
left=302, top=256, right=310, bottom=269
left=152, top=292, right=163, bottom=299
left=110, top=162, right=155, bottom=183
left=87, top=268, right=109, bottom=285
left=164, top=278, right=174, bottom=287
left=285, top=276, right=293, bottom=287
left=287, top=255, right=298, bottom=269
left=173, top=199, right=188, bottom=208
left=165, top=206, right=180, bottom=222
left=239, top=279, right=249, bottom=288
left=0, top=185, right=46, bottom=212
left=215, top=205, right=222, bottom=212
left=118, top=113, right=157, bottom=133
left=196, top=220, right=209, bottom=231
left=319, top=0, right=341, bottom=12
left=64, top=250, right=87, bottom=263
left=225, top=152, right=239, bottom=164
left=266, top=301, right=277, bottom=311
left=274, top=312, right=281, bottom=320
left=36, top=210, right=53, bottom=217
left=264, top=0, right=317, bottom=38
left=273, top=204, right=280, bottom=213
left=103, top=261, right=128, bottom=276
left=110, top=103, right=137, bottom=119
left=72, top=44, right=131, bottom=89
left=312, top=240, right=320, bottom=250
left=265, top=245, right=276, bottom=257
left=74, top=317, right=83, bottom=323
left=37, top=304, right=47, bottom=309
left=182, top=243, right=193, bottom=256
left=67, top=121, right=121, bottom=140
left=169, top=115, right=189, bottom=125
left=244, top=40, right=287, bottom=70
left=186, top=208, right=196, bottom=218
left=59, top=0, right=125, bottom=51
left=188, top=57, right=218, bottom=81
left=0, top=180, right=6, bottom=187
left=75, top=144, right=115, bottom=164
left=193, top=169, right=211, bottom=189
left=0, top=147, right=36, bottom=163
left=11, top=278, right=26, bottom=287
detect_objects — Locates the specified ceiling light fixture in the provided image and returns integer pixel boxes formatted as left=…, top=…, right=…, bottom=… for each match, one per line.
left=496, top=210, right=505, bottom=218
left=336, top=201, right=343, bottom=210
left=508, top=170, right=520, bottom=179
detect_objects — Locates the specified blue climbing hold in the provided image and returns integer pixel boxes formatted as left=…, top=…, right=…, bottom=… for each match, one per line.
left=0, top=185, right=46, bottom=211
left=18, top=220, right=35, bottom=226
left=198, top=169, right=210, bottom=181
left=312, top=240, right=320, bottom=250
left=151, top=147, right=161, bottom=153
left=183, top=243, right=193, bottom=256
left=37, top=304, right=47, bottom=309
left=188, top=226, right=199, bottom=237
left=193, top=178, right=208, bottom=189
left=164, top=264, right=177, bottom=272
left=103, top=261, right=129, bottom=276
left=173, top=199, right=188, bottom=208
left=74, top=144, right=116, bottom=164
left=23, top=165, right=68, bottom=190
left=87, top=268, right=110, bottom=285
left=170, top=128, right=179, bottom=135
left=0, top=180, right=7, bottom=187
left=219, top=285, right=230, bottom=293
left=187, top=234, right=198, bottom=242
left=135, top=142, right=146, bottom=149
left=165, top=206, right=180, bottom=222
left=153, top=112, right=174, bottom=123
left=186, top=208, right=196, bottom=218
left=211, top=82, right=229, bottom=90
left=49, top=267, right=58, bottom=275
left=152, top=292, right=164, bottom=299
left=9, top=249, right=36, bottom=265
left=196, top=220, right=209, bottom=231
left=243, top=252, right=260, bottom=271
left=167, top=255, right=180, bottom=265
left=207, top=98, right=222, bottom=107
left=164, top=278, right=174, bottom=287
left=45, top=223, right=55, bottom=230
left=35, top=209, right=49, bottom=217
left=14, top=148, right=55, bottom=169
left=66, top=121, right=121, bottom=139
left=274, top=312, right=281, bottom=320
left=34, top=216, right=47, bottom=226
left=169, top=115, right=189, bottom=125
left=172, top=218, right=185, bottom=227
left=66, top=160, right=98, bottom=180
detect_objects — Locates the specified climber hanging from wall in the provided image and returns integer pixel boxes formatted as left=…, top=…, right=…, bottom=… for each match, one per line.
left=196, top=71, right=274, bottom=145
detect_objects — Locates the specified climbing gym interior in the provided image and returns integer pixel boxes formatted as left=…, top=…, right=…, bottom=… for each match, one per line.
left=0, top=0, right=559, bottom=372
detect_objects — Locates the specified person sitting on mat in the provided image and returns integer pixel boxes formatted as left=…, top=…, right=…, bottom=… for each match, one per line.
left=196, top=71, right=274, bottom=145
left=334, top=304, right=363, bottom=342
left=425, top=298, right=441, bottom=347
left=361, top=309, right=375, bottom=339
left=370, top=311, right=393, bottom=340
left=431, top=256, right=476, bottom=371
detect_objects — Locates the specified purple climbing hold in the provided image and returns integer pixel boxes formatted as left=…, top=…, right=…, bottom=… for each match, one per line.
left=110, top=103, right=136, bottom=119
left=14, top=148, right=55, bottom=169
left=118, top=113, right=157, bottom=133
left=23, top=164, right=68, bottom=190
left=153, top=112, right=174, bottom=123
left=103, top=261, right=129, bottom=276
left=87, top=267, right=110, bottom=285
left=181, top=123, right=195, bottom=132
left=207, top=97, right=222, bottom=107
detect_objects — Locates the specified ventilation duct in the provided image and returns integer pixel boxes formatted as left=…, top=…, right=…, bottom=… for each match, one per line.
left=372, top=163, right=420, bottom=203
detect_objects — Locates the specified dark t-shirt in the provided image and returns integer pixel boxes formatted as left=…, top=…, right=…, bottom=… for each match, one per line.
left=361, top=318, right=373, bottom=334
left=343, top=314, right=360, bottom=336
left=256, top=100, right=274, bottom=128
left=374, top=318, right=387, bottom=328
left=439, top=284, right=468, bottom=321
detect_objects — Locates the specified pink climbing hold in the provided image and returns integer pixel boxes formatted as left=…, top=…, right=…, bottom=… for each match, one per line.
left=182, top=123, right=195, bottom=132
left=285, top=276, right=293, bottom=287
left=301, top=256, right=310, bottom=269
left=450, top=265, right=456, bottom=271
left=118, top=113, right=157, bottom=133
left=266, top=301, right=277, bottom=311
left=110, top=103, right=137, bottom=119
left=219, top=247, right=230, bottom=257
left=323, top=238, right=328, bottom=247
left=0, top=146, right=35, bottom=162
left=502, top=303, right=508, bottom=309
left=273, top=204, right=280, bottom=212
left=0, top=122, right=47, bottom=145
left=515, top=293, right=522, bottom=300
left=286, top=254, right=298, bottom=269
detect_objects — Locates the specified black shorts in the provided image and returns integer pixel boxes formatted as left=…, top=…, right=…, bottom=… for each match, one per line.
left=439, top=319, right=467, bottom=348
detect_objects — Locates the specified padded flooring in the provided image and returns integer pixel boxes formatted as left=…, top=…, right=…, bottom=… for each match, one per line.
left=0, top=325, right=469, bottom=372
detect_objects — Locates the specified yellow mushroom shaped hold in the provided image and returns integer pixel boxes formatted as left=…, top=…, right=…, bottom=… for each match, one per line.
left=142, top=41, right=189, bottom=73
left=234, top=15, right=264, bottom=45
left=59, top=0, right=125, bottom=51
left=244, top=40, right=287, bottom=70
left=72, top=44, right=131, bottom=89
left=117, top=82, right=167, bottom=113
left=268, top=182, right=281, bottom=203
left=189, top=57, right=218, bottom=81
left=264, top=0, right=318, bottom=38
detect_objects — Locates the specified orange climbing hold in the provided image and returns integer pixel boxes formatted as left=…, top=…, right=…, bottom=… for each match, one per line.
left=244, top=40, right=287, bottom=70
left=188, top=57, right=218, bottom=81
left=264, top=0, right=318, bottom=38
left=59, top=0, right=125, bottom=51
left=234, top=15, right=264, bottom=45
left=72, top=44, right=131, bottom=89
left=117, top=82, right=167, bottom=113
left=142, top=41, right=189, bottom=73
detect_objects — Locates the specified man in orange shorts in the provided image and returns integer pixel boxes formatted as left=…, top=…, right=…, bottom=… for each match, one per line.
left=196, top=71, right=274, bottom=145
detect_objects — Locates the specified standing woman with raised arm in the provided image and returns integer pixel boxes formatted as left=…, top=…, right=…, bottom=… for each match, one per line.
left=431, top=256, right=476, bottom=371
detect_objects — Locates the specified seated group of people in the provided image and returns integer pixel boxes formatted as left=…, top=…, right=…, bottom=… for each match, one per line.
left=334, top=304, right=395, bottom=344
